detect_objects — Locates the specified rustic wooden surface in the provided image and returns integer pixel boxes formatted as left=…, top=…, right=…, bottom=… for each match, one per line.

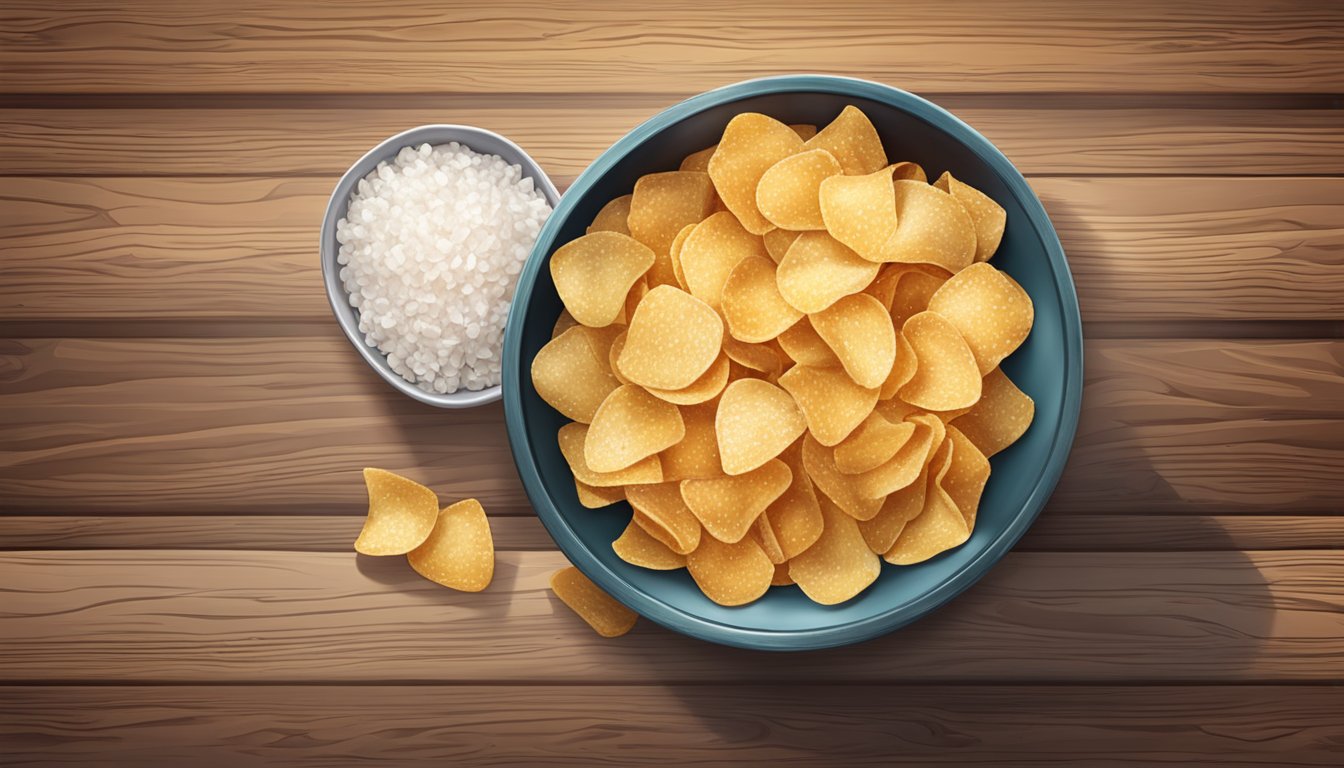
left=0, top=2, right=1341, bottom=765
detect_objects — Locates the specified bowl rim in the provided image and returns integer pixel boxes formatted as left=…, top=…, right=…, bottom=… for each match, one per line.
left=503, top=75, right=1084, bottom=650
left=320, top=123, right=562, bottom=409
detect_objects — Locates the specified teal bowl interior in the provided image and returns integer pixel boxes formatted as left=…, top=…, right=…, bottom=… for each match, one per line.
left=503, top=76, right=1082, bottom=650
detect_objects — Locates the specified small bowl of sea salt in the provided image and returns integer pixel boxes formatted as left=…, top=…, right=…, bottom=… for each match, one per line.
left=321, top=125, right=560, bottom=408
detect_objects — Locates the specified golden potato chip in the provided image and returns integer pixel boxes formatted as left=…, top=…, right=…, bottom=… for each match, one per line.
left=613, top=519, right=687, bottom=570
left=606, top=330, right=632, bottom=385
left=888, top=161, right=928, bottom=183
left=624, top=277, right=649, bottom=322
left=708, top=113, right=805, bottom=235
left=752, top=514, right=787, bottom=564
left=763, top=228, right=801, bottom=264
left=788, top=496, right=881, bottom=605
left=863, top=267, right=903, bottom=310
left=884, top=441, right=967, bottom=565
left=790, top=123, right=818, bottom=141
left=878, top=330, right=919, bottom=400
left=628, top=171, right=716, bottom=255
left=679, top=211, right=770, bottom=310
left=668, top=222, right=696, bottom=290
left=777, top=230, right=881, bottom=314
left=756, top=149, right=842, bottom=231
left=618, top=285, right=723, bottom=390
left=627, top=482, right=703, bottom=555
left=875, top=397, right=921, bottom=424
left=927, top=262, right=1033, bottom=375
left=587, top=194, right=632, bottom=236
left=777, top=317, right=840, bottom=367
left=407, top=498, right=494, bottom=592
left=878, top=180, right=975, bottom=271
left=680, top=459, right=791, bottom=543
left=833, top=412, right=917, bottom=475
left=800, top=434, right=884, bottom=521
left=804, top=105, right=887, bottom=176
left=943, top=424, right=991, bottom=529
left=771, top=562, right=795, bottom=586
left=550, top=231, right=655, bottom=327
left=722, top=255, right=804, bottom=343
left=550, top=566, right=638, bottom=638
left=890, top=266, right=950, bottom=327
left=575, top=479, right=624, bottom=509
left=531, top=326, right=622, bottom=423
left=585, top=384, right=686, bottom=473
left=934, top=171, right=1006, bottom=262
left=716, top=379, right=807, bottom=475
left=762, top=443, right=824, bottom=559
left=818, top=166, right=898, bottom=261
left=952, top=367, right=1035, bottom=457
left=680, top=144, right=716, bottom=173
left=558, top=422, right=663, bottom=487
left=851, top=412, right=943, bottom=500
left=722, top=337, right=785, bottom=377
left=778, top=364, right=878, bottom=446
left=645, top=352, right=729, bottom=405
left=810, top=293, right=896, bottom=389
left=857, top=461, right=929, bottom=553
left=659, top=402, right=723, bottom=481
left=686, top=535, right=774, bottom=606
left=354, top=468, right=439, bottom=556
left=552, top=309, right=578, bottom=338
left=898, top=311, right=982, bottom=411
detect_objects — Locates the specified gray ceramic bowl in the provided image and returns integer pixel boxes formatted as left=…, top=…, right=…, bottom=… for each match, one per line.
left=320, top=125, right=562, bottom=408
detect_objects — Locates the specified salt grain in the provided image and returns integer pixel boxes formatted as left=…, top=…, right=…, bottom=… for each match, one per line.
left=337, top=142, right=553, bottom=394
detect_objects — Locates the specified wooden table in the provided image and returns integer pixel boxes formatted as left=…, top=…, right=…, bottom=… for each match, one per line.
left=2, top=2, right=1342, bottom=765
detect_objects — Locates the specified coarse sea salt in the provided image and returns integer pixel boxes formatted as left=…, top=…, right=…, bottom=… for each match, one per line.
left=335, top=142, right=553, bottom=394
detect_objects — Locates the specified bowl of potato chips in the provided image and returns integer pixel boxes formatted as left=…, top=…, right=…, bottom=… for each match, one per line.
left=503, top=75, right=1082, bottom=650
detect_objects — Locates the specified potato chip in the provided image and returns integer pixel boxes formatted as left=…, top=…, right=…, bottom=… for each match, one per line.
left=668, top=222, right=696, bottom=290
left=862, top=267, right=903, bottom=310
left=407, top=498, right=494, bottom=592
left=777, top=231, right=881, bottom=314
left=804, top=105, right=887, bottom=176
left=790, top=123, right=818, bottom=141
left=888, top=161, right=927, bottom=184
left=627, top=482, right=703, bottom=555
left=558, top=422, right=663, bottom=487
left=788, top=496, right=881, bottom=605
left=628, top=171, right=716, bottom=255
left=552, top=309, right=578, bottom=338
left=606, top=330, right=632, bottom=385
left=751, top=514, right=787, bottom=564
left=686, top=535, right=774, bottom=606
left=679, top=211, right=770, bottom=310
left=857, top=461, right=928, bottom=553
left=550, top=566, right=638, bottom=638
left=587, top=194, right=632, bottom=236
left=644, top=352, right=729, bottom=405
left=625, top=277, right=649, bottom=322
left=875, top=397, right=921, bottom=424
left=716, top=379, right=807, bottom=475
left=550, top=231, right=655, bottom=327
left=762, top=443, right=824, bottom=559
left=952, top=367, right=1035, bottom=457
left=778, top=364, right=878, bottom=446
left=721, top=255, right=804, bottom=343
left=353, top=468, right=439, bottom=556
left=851, top=412, right=943, bottom=499
left=943, top=424, right=990, bottom=529
left=680, top=459, right=791, bottom=543
left=878, top=180, right=975, bottom=271
left=721, top=337, right=785, bottom=377
left=771, top=562, right=795, bottom=586
left=756, top=149, right=842, bottom=231
left=776, top=317, right=840, bottom=367
left=890, top=267, right=950, bottom=327
left=927, top=262, right=1033, bottom=375
left=763, top=228, right=801, bottom=264
left=833, top=412, right=916, bottom=475
left=585, top=385, right=685, bottom=473
left=934, top=172, right=1006, bottom=262
left=818, top=166, right=898, bottom=261
left=878, top=330, right=919, bottom=400
left=531, top=326, right=622, bottom=423
left=659, top=402, right=723, bottom=481
left=800, top=434, right=883, bottom=520
left=618, top=285, right=723, bottom=390
left=613, top=519, right=687, bottom=570
left=810, top=293, right=896, bottom=389
left=575, top=479, right=624, bottom=509
left=708, top=113, right=805, bottom=235
left=898, top=311, right=982, bottom=411
left=680, top=144, right=716, bottom=173
left=884, top=442, right=967, bottom=566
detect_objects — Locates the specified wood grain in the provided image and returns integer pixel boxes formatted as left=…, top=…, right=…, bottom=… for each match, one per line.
left=5, top=514, right=1342, bottom=552
left=3, top=176, right=1342, bottom=322
left=3, top=107, right=1342, bottom=177
left=0, top=549, right=1339, bottom=683
left=1, top=337, right=1338, bottom=515
left=2, top=1, right=1341, bottom=94
left=2, top=685, right=1340, bottom=767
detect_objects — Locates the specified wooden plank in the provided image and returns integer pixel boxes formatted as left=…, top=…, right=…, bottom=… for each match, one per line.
left=1, top=1, right=1341, bottom=94
left=3, top=176, right=1342, bottom=322
left=1, top=337, right=1338, bottom=515
left=3, top=107, right=1342, bottom=177
left=4, top=514, right=1343, bottom=552
left=2, top=685, right=1340, bottom=767
left=0, top=549, right=1339, bottom=682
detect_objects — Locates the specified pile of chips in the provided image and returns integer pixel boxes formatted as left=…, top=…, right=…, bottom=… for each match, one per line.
left=532, top=106, right=1035, bottom=608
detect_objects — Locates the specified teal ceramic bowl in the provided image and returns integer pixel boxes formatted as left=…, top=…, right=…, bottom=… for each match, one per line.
left=503, top=75, right=1082, bottom=650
